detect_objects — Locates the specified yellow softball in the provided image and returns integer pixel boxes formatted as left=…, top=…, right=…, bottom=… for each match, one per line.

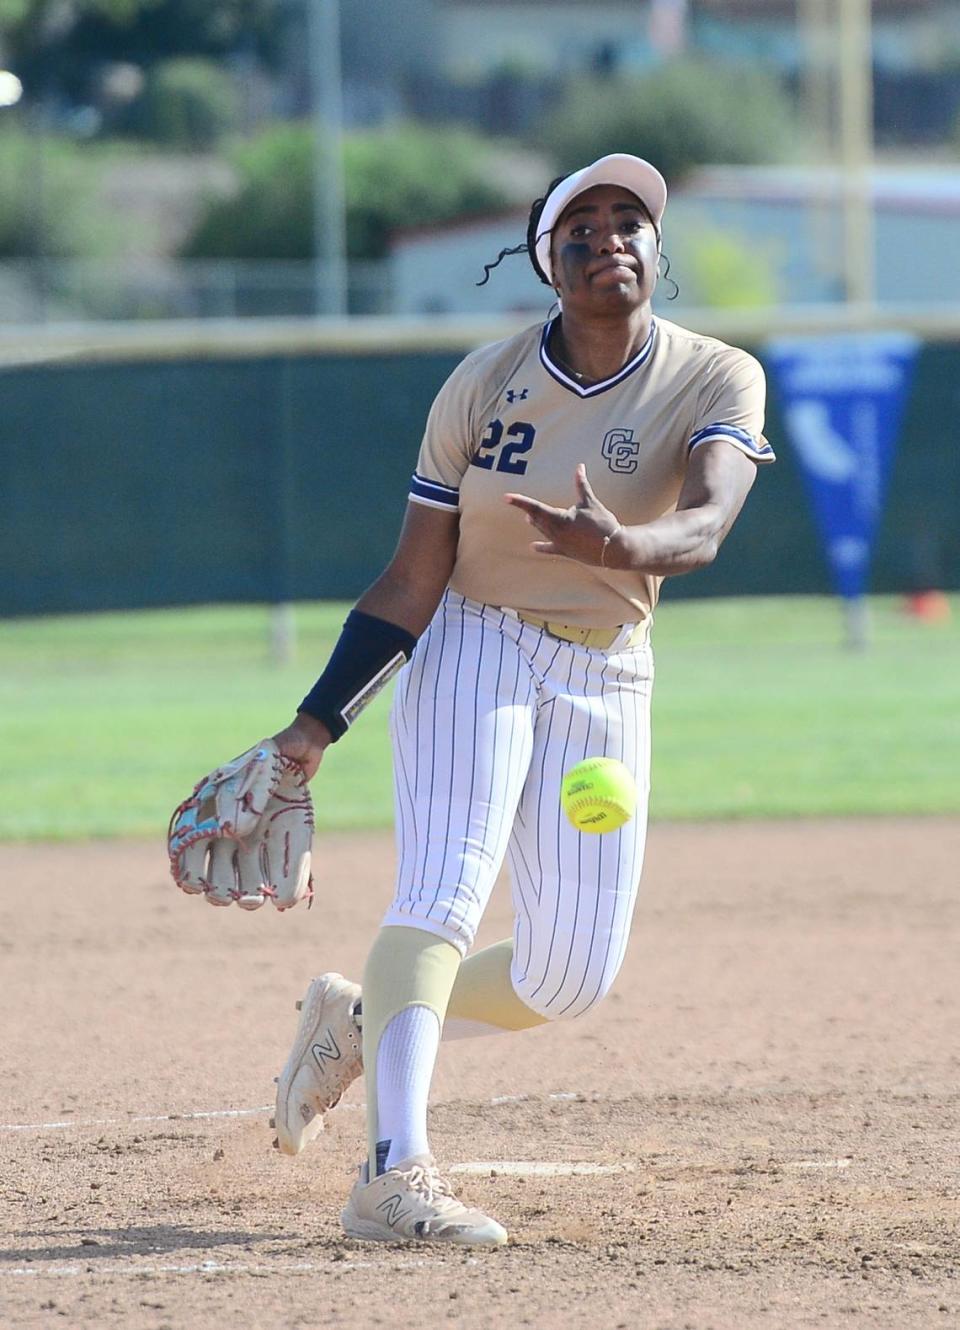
left=560, top=757, right=637, bottom=834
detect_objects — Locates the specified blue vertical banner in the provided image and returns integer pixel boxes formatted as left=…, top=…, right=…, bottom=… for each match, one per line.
left=766, top=333, right=920, bottom=600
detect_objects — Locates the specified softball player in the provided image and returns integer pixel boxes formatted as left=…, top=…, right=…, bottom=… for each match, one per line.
left=270, top=154, right=774, bottom=1246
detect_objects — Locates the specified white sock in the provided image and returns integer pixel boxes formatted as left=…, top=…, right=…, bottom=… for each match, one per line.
left=374, top=1005, right=441, bottom=1172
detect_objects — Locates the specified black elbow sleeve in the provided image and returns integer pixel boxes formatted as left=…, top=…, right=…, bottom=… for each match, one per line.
left=298, top=610, right=417, bottom=741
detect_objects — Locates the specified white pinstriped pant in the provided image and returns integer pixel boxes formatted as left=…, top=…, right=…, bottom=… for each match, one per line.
left=383, top=589, right=653, bottom=1021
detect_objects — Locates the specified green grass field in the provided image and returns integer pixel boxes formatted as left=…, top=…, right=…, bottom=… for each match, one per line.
left=0, top=595, right=957, bottom=841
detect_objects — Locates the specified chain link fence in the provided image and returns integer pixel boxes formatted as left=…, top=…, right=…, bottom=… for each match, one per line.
left=0, top=258, right=392, bottom=323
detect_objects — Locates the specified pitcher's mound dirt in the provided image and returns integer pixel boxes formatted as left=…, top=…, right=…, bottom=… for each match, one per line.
left=1, top=818, right=957, bottom=1329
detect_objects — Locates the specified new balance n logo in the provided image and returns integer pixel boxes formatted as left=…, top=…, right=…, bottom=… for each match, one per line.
left=310, top=1029, right=341, bottom=1068
left=377, top=1192, right=413, bottom=1228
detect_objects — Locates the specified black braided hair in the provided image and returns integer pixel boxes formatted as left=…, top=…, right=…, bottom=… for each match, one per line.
left=659, top=251, right=680, bottom=301
left=476, top=175, right=569, bottom=287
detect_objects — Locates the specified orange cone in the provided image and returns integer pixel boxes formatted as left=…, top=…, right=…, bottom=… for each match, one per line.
left=904, top=591, right=951, bottom=622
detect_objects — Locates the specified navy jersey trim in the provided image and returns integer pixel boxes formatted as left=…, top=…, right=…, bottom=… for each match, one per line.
left=688, top=422, right=775, bottom=461
left=539, top=317, right=657, bottom=398
left=409, top=472, right=460, bottom=509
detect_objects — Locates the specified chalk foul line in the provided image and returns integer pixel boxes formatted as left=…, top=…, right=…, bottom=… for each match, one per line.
left=4, top=1258, right=377, bottom=1279
left=450, top=1161, right=632, bottom=1177
left=0, top=1106, right=274, bottom=1134
left=0, top=1092, right=588, bottom=1136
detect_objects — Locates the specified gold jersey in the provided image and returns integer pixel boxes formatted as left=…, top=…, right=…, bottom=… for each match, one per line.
left=409, top=316, right=774, bottom=628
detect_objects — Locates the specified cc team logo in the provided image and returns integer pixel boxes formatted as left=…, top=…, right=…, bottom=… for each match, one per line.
left=602, top=428, right=640, bottom=474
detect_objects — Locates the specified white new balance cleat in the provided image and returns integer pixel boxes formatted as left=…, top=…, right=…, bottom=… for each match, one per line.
left=341, top=1155, right=508, bottom=1247
left=273, top=973, right=363, bottom=1156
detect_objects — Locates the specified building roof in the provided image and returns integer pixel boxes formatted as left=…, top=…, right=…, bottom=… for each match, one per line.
left=698, top=0, right=933, bottom=12
left=690, top=163, right=960, bottom=212
left=437, top=0, right=935, bottom=10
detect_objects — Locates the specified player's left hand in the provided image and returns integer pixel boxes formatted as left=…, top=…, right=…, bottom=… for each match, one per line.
left=167, top=739, right=314, bottom=910
left=505, top=464, right=621, bottom=564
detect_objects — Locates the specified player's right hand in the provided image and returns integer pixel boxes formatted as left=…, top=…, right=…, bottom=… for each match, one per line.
left=504, top=463, right=621, bottom=565
left=272, top=713, right=332, bottom=781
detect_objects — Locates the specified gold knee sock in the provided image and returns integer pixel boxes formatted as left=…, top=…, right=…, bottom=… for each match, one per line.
left=361, top=925, right=461, bottom=1174
left=446, top=939, right=548, bottom=1036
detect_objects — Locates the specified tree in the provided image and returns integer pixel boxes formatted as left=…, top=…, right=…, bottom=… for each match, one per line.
left=181, top=121, right=513, bottom=261
left=537, top=60, right=796, bottom=185
left=0, top=1, right=139, bottom=22
left=1, top=1, right=283, bottom=101
left=0, top=124, right=122, bottom=257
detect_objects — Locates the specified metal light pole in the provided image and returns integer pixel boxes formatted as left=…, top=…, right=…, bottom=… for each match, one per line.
left=269, top=0, right=347, bottom=662
left=306, top=0, right=348, bottom=316
left=648, top=0, right=689, bottom=57
left=799, top=0, right=832, bottom=141
left=798, top=0, right=835, bottom=283
left=837, top=0, right=875, bottom=307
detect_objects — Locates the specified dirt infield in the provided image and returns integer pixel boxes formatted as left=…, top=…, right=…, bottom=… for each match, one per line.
left=2, top=819, right=958, bottom=1330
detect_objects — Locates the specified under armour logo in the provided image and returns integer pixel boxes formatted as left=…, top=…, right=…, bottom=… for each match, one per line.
left=602, top=427, right=641, bottom=474
left=311, top=1030, right=341, bottom=1068
left=506, top=387, right=529, bottom=403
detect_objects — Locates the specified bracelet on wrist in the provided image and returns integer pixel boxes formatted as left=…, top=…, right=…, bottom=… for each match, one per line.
left=600, top=524, right=623, bottom=569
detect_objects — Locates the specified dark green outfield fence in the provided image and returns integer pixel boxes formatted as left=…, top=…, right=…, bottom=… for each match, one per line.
left=3, top=320, right=958, bottom=617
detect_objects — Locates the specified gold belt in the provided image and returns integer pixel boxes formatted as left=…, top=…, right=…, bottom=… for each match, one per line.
left=516, top=613, right=647, bottom=650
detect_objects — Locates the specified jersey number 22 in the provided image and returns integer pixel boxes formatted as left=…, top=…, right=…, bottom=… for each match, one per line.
left=472, top=419, right=536, bottom=475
